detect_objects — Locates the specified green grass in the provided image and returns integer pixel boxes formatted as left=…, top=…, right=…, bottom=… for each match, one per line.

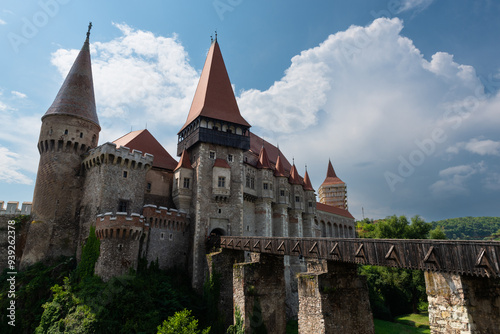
left=287, top=315, right=429, bottom=334
left=375, top=313, right=430, bottom=334
left=395, top=313, right=430, bottom=329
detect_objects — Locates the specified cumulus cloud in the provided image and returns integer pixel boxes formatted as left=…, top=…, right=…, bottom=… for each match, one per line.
left=0, top=146, right=33, bottom=185
left=11, top=90, right=27, bottom=99
left=448, top=138, right=500, bottom=156
left=430, top=162, right=484, bottom=197
left=51, top=23, right=200, bottom=132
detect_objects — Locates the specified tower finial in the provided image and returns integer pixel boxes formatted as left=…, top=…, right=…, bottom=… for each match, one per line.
left=210, top=35, right=213, bottom=43
left=215, top=30, right=217, bottom=41
left=87, top=22, right=92, bottom=39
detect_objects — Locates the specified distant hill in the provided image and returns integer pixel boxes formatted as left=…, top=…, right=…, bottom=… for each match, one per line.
left=431, top=217, right=500, bottom=240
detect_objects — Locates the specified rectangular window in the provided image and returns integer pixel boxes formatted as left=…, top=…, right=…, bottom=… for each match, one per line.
left=250, top=177, right=255, bottom=189
left=146, top=182, right=152, bottom=191
left=123, top=171, right=128, bottom=178
left=209, top=151, right=216, bottom=159
left=227, top=154, right=233, bottom=162
left=183, top=178, right=190, bottom=189
left=295, top=196, right=300, bottom=202
left=218, top=176, right=226, bottom=188
left=118, top=200, right=128, bottom=213
left=246, top=174, right=251, bottom=188
left=263, top=183, right=268, bottom=190
left=280, top=190, right=285, bottom=197
left=309, top=201, right=313, bottom=208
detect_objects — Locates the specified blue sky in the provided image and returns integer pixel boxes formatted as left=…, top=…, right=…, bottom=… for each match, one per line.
left=1, top=0, right=500, bottom=222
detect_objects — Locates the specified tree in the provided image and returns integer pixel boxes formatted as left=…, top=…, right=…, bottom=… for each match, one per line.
left=429, top=226, right=447, bottom=240
left=157, top=309, right=210, bottom=334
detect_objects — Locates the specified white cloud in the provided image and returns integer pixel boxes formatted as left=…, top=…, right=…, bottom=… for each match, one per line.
left=51, top=23, right=200, bottom=130
left=0, top=19, right=6, bottom=25
left=447, top=138, right=500, bottom=156
left=0, top=146, right=34, bottom=185
left=430, top=163, right=484, bottom=197
left=11, top=90, right=27, bottom=99
left=397, top=0, right=434, bottom=13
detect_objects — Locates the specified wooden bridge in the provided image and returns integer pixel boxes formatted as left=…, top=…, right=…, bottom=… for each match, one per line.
left=218, top=236, right=500, bottom=278
left=208, top=236, right=500, bottom=333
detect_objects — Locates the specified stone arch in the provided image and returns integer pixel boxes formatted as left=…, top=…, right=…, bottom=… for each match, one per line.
left=327, top=222, right=332, bottom=237
left=320, top=220, right=326, bottom=237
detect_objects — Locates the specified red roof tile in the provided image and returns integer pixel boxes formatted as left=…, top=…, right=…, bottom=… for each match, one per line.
left=113, top=129, right=177, bottom=170
left=316, top=202, right=354, bottom=219
left=274, top=155, right=287, bottom=177
left=256, top=146, right=272, bottom=169
left=213, top=158, right=230, bottom=168
left=249, top=132, right=292, bottom=172
left=321, top=159, right=345, bottom=186
left=175, top=149, right=192, bottom=171
left=288, top=164, right=303, bottom=185
left=303, top=170, right=314, bottom=191
left=179, top=40, right=250, bottom=133
left=43, top=34, right=100, bottom=128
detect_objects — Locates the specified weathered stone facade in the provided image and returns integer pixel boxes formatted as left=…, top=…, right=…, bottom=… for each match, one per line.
left=298, top=260, right=374, bottom=334
left=425, top=271, right=500, bottom=334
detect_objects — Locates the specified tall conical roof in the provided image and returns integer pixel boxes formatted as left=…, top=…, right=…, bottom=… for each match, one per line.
left=288, top=164, right=303, bottom=185
left=274, top=155, right=287, bottom=177
left=303, top=169, right=314, bottom=191
left=321, top=159, right=345, bottom=186
left=175, top=149, right=193, bottom=171
left=43, top=28, right=99, bottom=128
left=256, top=146, right=272, bottom=169
left=179, top=39, right=250, bottom=133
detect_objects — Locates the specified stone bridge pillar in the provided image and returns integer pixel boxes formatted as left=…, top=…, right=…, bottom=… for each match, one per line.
left=425, top=271, right=500, bottom=334
left=206, top=248, right=245, bottom=330
left=233, top=253, right=286, bottom=333
left=297, top=260, right=374, bottom=334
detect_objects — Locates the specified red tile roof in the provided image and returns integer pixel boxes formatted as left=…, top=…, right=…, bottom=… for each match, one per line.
left=274, top=155, right=287, bottom=177
left=321, top=159, right=345, bottom=186
left=213, top=158, right=230, bottom=168
left=288, top=164, right=303, bottom=185
left=43, top=35, right=100, bottom=128
left=316, top=202, right=354, bottom=219
left=256, top=146, right=272, bottom=169
left=303, top=170, right=314, bottom=191
left=179, top=40, right=250, bottom=133
left=249, top=132, right=292, bottom=172
left=175, top=149, right=192, bottom=171
left=113, top=129, right=177, bottom=170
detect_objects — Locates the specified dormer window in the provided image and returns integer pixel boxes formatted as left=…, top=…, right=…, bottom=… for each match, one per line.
left=209, top=151, right=216, bottom=159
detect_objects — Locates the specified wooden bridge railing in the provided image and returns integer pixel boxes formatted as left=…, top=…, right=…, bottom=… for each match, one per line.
left=218, top=236, right=500, bottom=278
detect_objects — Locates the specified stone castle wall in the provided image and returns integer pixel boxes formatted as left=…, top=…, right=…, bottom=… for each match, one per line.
left=142, top=205, right=190, bottom=271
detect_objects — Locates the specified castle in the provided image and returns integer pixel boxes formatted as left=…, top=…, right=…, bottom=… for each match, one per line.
left=18, top=28, right=356, bottom=295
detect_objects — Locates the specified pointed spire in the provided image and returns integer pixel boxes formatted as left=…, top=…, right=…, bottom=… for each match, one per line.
left=303, top=168, right=314, bottom=191
left=175, top=149, right=193, bottom=171
left=43, top=24, right=99, bottom=128
left=256, top=146, right=272, bottom=169
left=288, top=163, right=303, bottom=185
left=274, top=154, right=287, bottom=177
left=179, top=40, right=250, bottom=133
left=321, top=159, right=344, bottom=186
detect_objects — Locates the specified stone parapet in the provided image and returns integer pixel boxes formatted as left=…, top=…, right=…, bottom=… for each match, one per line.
left=142, top=204, right=189, bottom=232
left=82, top=142, right=153, bottom=170
left=0, top=201, right=32, bottom=215
left=95, top=212, right=145, bottom=240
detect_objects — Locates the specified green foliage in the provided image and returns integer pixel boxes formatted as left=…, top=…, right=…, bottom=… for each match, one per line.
left=374, top=318, right=430, bottom=334
left=429, top=226, right=447, bottom=240
left=486, top=228, right=500, bottom=240
left=431, top=216, right=500, bottom=240
left=157, top=309, right=210, bottom=334
left=76, top=226, right=100, bottom=280
left=226, top=306, right=244, bottom=334
left=357, top=215, right=432, bottom=319
left=0, top=257, right=75, bottom=334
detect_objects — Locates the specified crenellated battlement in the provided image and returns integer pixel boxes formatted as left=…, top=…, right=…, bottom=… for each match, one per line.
left=82, top=142, right=154, bottom=170
left=95, top=212, right=145, bottom=240
left=142, top=204, right=189, bottom=232
left=38, top=138, right=91, bottom=156
left=0, top=201, right=32, bottom=215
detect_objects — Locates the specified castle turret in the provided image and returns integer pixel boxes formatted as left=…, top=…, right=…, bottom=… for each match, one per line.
left=173, top=149, right=193, bottom=212
left=318, top=160, right=348, bottom=210
left=302, top=168, right=316, bottom=237
left=177, top=38, right=251, bottom=289
left=21, top=26, right=101, bottom=268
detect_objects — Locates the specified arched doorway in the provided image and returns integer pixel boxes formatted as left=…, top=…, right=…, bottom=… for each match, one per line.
left=206, top=228, right=226, bottom=253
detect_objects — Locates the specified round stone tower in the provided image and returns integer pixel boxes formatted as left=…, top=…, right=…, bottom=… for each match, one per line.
left=21, top=27, right=101, bottom=268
